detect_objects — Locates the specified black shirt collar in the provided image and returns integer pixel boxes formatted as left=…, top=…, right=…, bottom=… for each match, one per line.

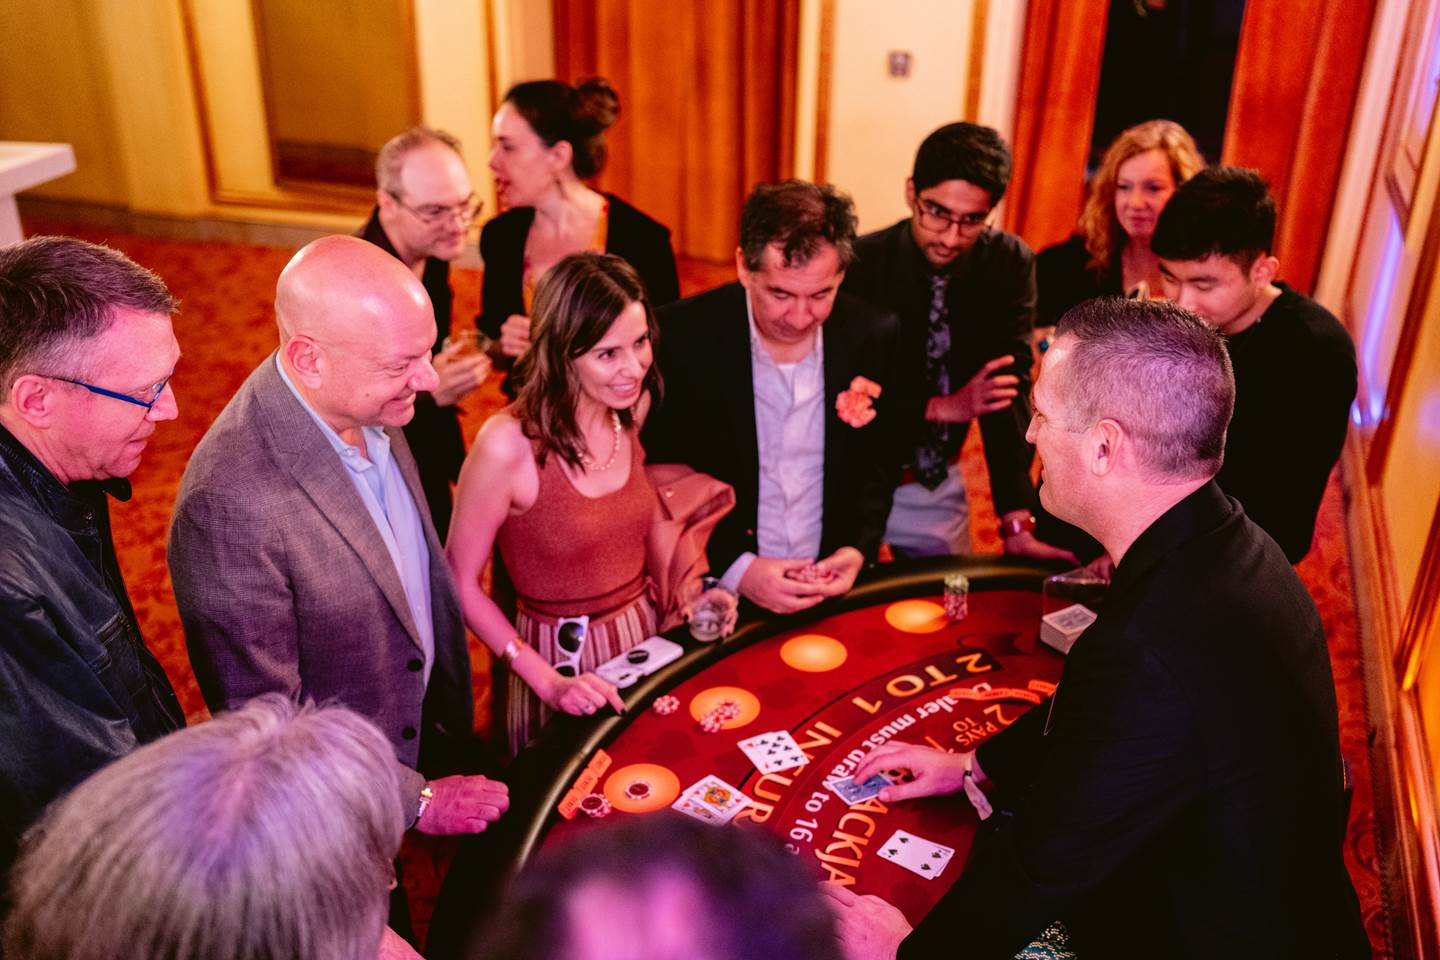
left=1110, top=480, right=1235, bottom=593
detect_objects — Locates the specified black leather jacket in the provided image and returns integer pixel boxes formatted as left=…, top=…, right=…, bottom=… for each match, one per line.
left=0, top=423, right=183, bottom=872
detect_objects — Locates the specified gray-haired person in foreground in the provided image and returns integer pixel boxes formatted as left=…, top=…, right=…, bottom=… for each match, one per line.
left=4, top=696, right=421, bottom=960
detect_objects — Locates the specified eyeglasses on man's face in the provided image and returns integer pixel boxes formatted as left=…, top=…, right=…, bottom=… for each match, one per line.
left=46, top=374, right=172, bottom=411
left=389, top=191, right=484, bottom=226
left=916, top=200, right=990, bottom=233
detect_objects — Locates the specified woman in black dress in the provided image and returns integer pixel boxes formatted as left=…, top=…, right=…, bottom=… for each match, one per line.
left=480, top=78, right=679, bottom=385
left=1036, top=120, right=1203, bottom=327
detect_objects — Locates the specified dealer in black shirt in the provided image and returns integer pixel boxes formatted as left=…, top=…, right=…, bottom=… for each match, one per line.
left=825, top=298, right=1367, bottom=960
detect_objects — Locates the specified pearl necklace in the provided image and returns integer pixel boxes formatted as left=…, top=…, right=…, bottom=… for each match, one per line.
left=579, top=409, right=623, bottom=472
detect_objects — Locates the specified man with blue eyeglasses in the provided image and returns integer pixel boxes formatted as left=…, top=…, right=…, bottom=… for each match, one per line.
left=843, top=122, right=1075, bottom=562
left=0, top=236, right=186, bottom=877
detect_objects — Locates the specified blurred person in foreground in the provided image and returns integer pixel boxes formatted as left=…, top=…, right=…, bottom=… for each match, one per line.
left=0, top=236, right=185, bottom=877
left=480, top=813, right=839, bottom=960
left=4, top=696, right=421, bottom=960
left=826, top=298, right=1367, bottom=959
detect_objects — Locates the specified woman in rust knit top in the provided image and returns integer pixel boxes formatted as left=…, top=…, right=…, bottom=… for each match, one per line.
left=447, top=253, right=719, bottom=753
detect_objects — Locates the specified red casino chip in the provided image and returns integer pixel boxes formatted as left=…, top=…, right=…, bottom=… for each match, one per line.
left=624, top=780, right=652, bottom=801
left=652, top=695, right=680, bottom=715
left=714, top=699, right=741, bottom=721
left=699, top=712, right=725, bottom=733
left=578, top=793, right=613, bottom=818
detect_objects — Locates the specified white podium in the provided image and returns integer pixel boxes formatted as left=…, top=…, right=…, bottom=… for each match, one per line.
left=0, top=142, right=76, bottom=246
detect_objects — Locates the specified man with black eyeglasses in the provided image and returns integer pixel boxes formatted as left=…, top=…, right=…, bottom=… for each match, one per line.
left=360, top=126, right=490, bottom=536
left=844, top=122, right=1075, bottom=561
left=0, top=236, right=185, bottom=876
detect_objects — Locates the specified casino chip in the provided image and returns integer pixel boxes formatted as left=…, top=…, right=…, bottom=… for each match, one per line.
left=714, top=699, right=741, bottom=721
left=699, top=711, right=725, bottom=733
left=624, top=780, right=652, bottom=801
left=578, top=793, right=613, bottom=818
left=652, top=695, right=680, bottom=715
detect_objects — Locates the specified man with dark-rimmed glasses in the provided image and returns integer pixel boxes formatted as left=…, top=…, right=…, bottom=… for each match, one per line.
left=0, top=235, right=185, bottom=876
left=844, top=122, right=1075, bottom=562
left=360, top=126, right=491, bottom=536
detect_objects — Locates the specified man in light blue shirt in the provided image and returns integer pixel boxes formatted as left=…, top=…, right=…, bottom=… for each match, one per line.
left=643, top=182, right=903, bottom=614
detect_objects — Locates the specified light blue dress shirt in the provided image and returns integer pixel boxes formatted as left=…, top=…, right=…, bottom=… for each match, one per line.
left=720, top=292, right=827, bottom=593
left=275, top=356, right=435, bottom=682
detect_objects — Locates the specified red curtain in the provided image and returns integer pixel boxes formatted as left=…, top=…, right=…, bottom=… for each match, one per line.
left=554, top=0, right=799, bottom=262
left=1004, top=0, right=1111, bottom=250
left=1222, top=0, right=1378, bottom=294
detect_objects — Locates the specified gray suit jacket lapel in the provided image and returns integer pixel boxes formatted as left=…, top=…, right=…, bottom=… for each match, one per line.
left=252, top=357, right=425, bottom=652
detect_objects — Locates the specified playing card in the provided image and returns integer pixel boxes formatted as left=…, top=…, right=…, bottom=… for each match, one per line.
left=672, top=775, right=749, bottom=825
left=737, top=731, right=809, bottom=774
left=876, top=829, right=955, bottom=880
left=595, top=636, right=686, bottom=688
left=824, top=773, right=891, bottom=805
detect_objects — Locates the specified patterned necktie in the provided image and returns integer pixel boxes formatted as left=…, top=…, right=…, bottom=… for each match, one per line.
left=914, top=274, right=952, bottom=489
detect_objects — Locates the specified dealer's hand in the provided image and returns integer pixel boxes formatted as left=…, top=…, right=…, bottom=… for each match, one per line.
left=853, top=741, right=974, bottom=803
left=926, top=355, right=1020, bottom=423
left=739, top=556, right=827, bottom=615
left=823, top=884, right=911, bottom=960
left=499, top=313, right=532, bottom=358
left=415, top=774, right=509, bottom=835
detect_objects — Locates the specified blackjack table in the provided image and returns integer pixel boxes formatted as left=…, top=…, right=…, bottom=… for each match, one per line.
left=427, top=557, right=1070, bottom=960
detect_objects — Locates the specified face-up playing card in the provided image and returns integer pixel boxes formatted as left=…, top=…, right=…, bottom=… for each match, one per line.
left=737, top=731, right=809, bottom=774
left=594, top=636, right=685, bottom=688
left=671, top=775, right=749, bottom=825
left=823, top=773, right=891, bottom=805
left=875, top=829, right=955, bottom=880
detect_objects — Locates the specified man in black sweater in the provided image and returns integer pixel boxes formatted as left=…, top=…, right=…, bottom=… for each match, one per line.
left=824, top=298, right=1367, bottom=959
left=1151, top=166, right=1356, bottom=562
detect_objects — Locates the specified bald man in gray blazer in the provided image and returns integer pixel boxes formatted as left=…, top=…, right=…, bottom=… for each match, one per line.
left=169, top=236, right=506, bottom=836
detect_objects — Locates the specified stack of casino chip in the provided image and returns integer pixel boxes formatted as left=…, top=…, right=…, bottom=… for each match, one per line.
left=578, top=793, right=612, bottom=818
left=652, top=694, right=680, bottom=715
left=698, top=698, right=741, bottom=732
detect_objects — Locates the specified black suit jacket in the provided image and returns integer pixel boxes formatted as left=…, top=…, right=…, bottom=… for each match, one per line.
left=640, top=282, right=902, bottom=573
left=842, top=220, right=1038, bottom=516
left=901, top=482, right=1366, bottom=959
left=477, top=192, right=680, bottom=340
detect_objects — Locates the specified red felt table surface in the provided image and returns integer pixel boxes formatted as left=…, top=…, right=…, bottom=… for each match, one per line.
left=546, top=589, right=1062, bottom=923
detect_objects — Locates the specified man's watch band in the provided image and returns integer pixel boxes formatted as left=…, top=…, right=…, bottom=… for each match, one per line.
left=998, top=513, right=1037, bottom=539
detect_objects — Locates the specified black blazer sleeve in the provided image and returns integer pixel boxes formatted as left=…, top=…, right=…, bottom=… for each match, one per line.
left=960, top=235, right=1040, bottom=517
left=476, top=210, right=530, bottom=341
left=822, top=297, right=904, bottom=561
left=606, top=195, right=680, bottom=307
left=641, top=285, right=757, bottom=574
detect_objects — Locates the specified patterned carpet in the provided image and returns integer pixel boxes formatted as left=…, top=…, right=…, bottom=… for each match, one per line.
left=20, top=220, right=1386, bottom=955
